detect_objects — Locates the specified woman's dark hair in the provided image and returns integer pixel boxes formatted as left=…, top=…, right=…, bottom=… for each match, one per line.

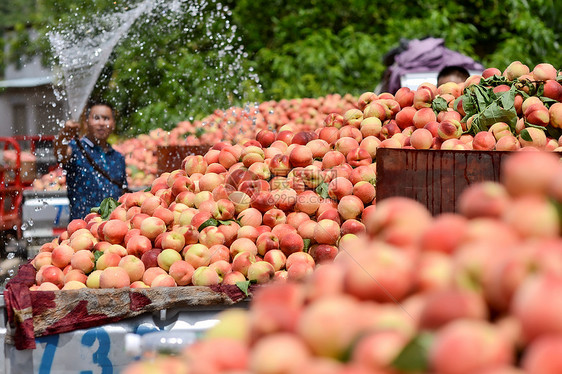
left=437, top=66, right=470, bottom=82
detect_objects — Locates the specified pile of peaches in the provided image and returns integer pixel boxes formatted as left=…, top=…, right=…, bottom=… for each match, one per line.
left=113, top=94, right=358, bottom=188
left=30, top=120, right=380, bottom=290
left=123, top=150, right=562, bottom=374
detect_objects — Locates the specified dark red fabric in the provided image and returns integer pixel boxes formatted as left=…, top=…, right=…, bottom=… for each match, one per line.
left=44, top=300, right=120, bottom=335
left=129, top=292, right=152, bottom=311
left=209, top=284, right=258, bottom=302
left=4, top=263, right=252, bottom=350
left=4, top=262, right=38, bottom=349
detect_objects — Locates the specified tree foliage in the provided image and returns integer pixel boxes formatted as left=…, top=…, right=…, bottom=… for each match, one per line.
left=1, top=0, right=561, bottom=135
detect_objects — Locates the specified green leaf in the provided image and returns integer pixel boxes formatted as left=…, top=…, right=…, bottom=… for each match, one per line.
left=198, top=218, right=219, bottom=231
left=391, top=332, right=433, bottom=372
left=235, top=280, right=251, bottom=296
left=303, top=238, right=311, bottom=253
left=92, top=197, right=119, bottom=220
left=546, top=126, right=562, bottom=140
left=195, top=127, right=206, bottom=138
left=520, top=128, right=532, bottom=142
left=91, top=250, right=104, bottom=272
left=93, top=250, right=104, bottom=262
left=431, top=96, right=449, bottom=113
left=316, top=181, right=330, bottom=199
left=218, top=219, right=235, bottom=225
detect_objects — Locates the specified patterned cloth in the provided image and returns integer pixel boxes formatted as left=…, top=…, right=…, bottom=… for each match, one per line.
left=64, top=137, right=127, bottom=220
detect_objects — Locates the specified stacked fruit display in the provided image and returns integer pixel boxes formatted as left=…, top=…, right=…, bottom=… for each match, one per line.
left=123, top=149, right=562, bottom=374
left=28, top=120, right=379, bottom=290
left=114, top=94, right=358, bottom=187
left=31, top=168, right=66, bottom=191
left=28, top=61, right=562, bottom=292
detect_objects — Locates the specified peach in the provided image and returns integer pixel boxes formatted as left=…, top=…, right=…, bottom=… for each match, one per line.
left=140, top=195, right=166, bottom=216
left=249, top=333, right=311, bottom=374
left=105, top=244, right=127, bottom=257
left=549, top=102, right=562, bottom=128
left=357, top=91, right=378, bottom=110
left=337, top=195, right=364, bottom=220
left=142, top=267, right=167, bottom=286
left=183, top=155, right=207, bottom=176
left=101, top=219, right=129, bottom=245
left=70, top=250, right=95, bottom=274
left=472, top=131, right=496, bottom=150
left=352, top=181, right=376, bottom=205
left=255, top=232, right=280, bottom=256
left=119, top=255, right=145, bottom=282
left=150, top=273, right=176, bottom=287
left=237, top=207, right=262, bottom=227
left=86, top=270, right=103, bottom=288
left=230, top=238, right=258, bottom=258
left=429, top=319, right=513, bottom=374
left=340, top=219, right=366, bottom=236
left=531, top=62, right=557, bottom=81
left=263, top=249, right=287, bottom=271
left=262, top=209, right=287, bottom=228
left=351, top=330, right=409, bottom=372
left=495, top=134, right=521, bottom=151
left=343, top=244, right=414, bottom=302
left=359, top=116, right=383, bottom=138
left=413, top=88, right=435, bottom=110
left=502, top=151, right=560, bottom=196
left=482, top=67, right=502, bottom=78
left=418, top=289, right=488, bottom=329
left=458, top=181, right=510, bottom=219
left=544, top=80, right=562, bottom=102
left=208, top=244, right=230, bottom=264
left=251, top=191, right=276, bottom=213
left=287, top=212, right=310, bottom=229
left=99, top=267, right=130, bottom=288
left=63, top=269, right=87, bottom=284
left=511, top=273, right=562, bottom=342
left=69, top=233, right=95, bottom=252
left=438, top=119, right=462, bottom=140
left=279, top=231, right=305, bottom=256
left=364, top=197, right=432, bottom=247
left=409, top=128, right=433, bottom=149
left=198, top=226, right=226, bottom=248
left=51, top=244, right=75, bottom=269
left=297, top=296, right=362, bottom=359
left=521, top=335, right=562, bottom=374
left=192, top=266, right=222, bottom=286
left=322, top=151, right=346, bottom=170
left=297, top=220, right=317, bottom=240
left=183, top=244, right=212, bottom=269
left=334, top=137, right=360, bottom=157
left=247, top=261, right=275, bottom=284
left=95, top=252, right=121, bottom=271
left=139, top=216, right=167, bottom=241
left=32, top=252, right=52, bottom=270
left=209, top=259, right=231, bottom=278
left=62, top=280, right=87, bottom=290
left=395, top=106, right=416, bottom=130
left=395, top=87, right=414, bottom=107
left=503, top=60, right=530, bottom=81
left=222, top=271, right=246, bottom=285
left=126, top=234, right=152, bottom=257
left=328, top=177, right=353, bottom=201
left=295, top=190, right=321, bottom=216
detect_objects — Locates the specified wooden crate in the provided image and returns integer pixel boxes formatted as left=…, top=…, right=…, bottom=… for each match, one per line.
left=375, top=148, right=514, bottom=215
left=156, top=145, right=212, bottom=175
